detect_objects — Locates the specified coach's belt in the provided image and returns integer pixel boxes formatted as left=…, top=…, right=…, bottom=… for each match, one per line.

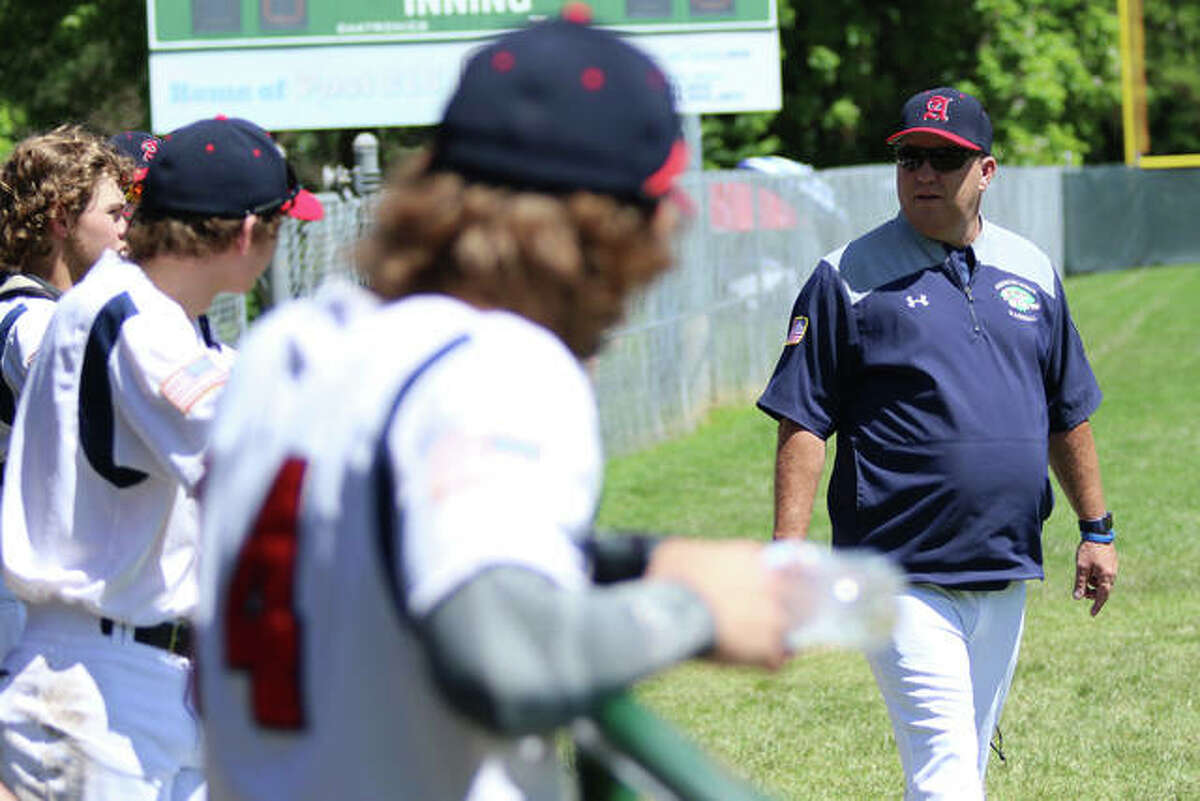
left=99, top=617, right=193, bottom=656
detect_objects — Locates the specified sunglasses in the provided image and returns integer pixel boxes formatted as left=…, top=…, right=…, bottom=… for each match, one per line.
left=894, top=146, right=978, bottom=173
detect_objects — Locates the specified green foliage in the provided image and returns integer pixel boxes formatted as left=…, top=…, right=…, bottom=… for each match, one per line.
left=706, top=0, right=1196, bottom=168
left=2, top=2, right=1198, bottom=173
left=0, top=1, right=431, bottom=190
left=971, top=0, right=1120, bottom=165
left=0, top=103, right=28, bottom=160
left=1143, top=1, right=1200, bottom=155
left=597, top=263, right=1200, bottom=800
left=758, top=0, right=983, bottom=168
left=0, top=0, right=150, bottom=137
left=700, top=114, right=781, bottom=170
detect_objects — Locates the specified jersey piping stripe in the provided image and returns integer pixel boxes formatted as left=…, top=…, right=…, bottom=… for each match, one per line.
left=0, top=272, right=60, bottom=304
left=198, top=314, right=219, bottom=350
left=372, top=333, right=472, bottom=624
left=80, top=292, right=149, bottom=488
left=0, top=304, right=28, bottom=425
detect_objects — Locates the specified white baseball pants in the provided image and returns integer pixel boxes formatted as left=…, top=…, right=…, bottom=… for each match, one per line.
left=0, top=592, right=25, bottom=667
left=867, top=581, right=1026, bottom=801
left=0, top=603, right=204, bottom=801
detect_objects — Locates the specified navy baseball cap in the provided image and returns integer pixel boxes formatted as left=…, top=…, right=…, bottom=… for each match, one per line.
left=108, top=131, right=162, bottom=180
left=140, top=116, right=322, bottom=221
left=886, top=87, right=993, bottom=153
left=431, top=4, right=688, bottom=206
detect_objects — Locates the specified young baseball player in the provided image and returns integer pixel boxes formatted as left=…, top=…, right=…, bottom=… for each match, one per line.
left=0, top=115, right=321, bottom=801
left=195, top=12, right=793, bottom=801
left=0, top=125, right=134, bottom=662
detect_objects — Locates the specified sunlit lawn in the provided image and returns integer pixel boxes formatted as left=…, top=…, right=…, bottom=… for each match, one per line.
left=596, top=263, right=1200, bottom=800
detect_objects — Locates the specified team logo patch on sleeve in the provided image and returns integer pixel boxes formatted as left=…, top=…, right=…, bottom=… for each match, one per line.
left=161, top=354, right=228, bottom=413
left=785, top=316, right=809, bottom=345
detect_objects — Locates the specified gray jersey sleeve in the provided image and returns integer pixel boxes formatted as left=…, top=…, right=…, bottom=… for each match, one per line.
left=416, top=565, right=715, bottom=735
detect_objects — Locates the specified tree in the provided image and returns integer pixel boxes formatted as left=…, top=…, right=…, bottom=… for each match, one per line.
left=704, top=0, right=984, bottom=169
left=0, top=0, right=151, bottom=143
left=3, top=1, right=1198, bottom=171
left=775, top=0, right=984, bottom=167
left=971, top=0, right=1121, bottom=165
left=0, top=1, right=426, bottom=184
left=1141, top=0, right=1200, bottom=156
left=704, top=0, right=1200, bottom=167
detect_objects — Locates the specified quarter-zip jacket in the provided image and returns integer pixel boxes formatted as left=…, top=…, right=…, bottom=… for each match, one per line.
left=759, top=214, right=1102, bottom=585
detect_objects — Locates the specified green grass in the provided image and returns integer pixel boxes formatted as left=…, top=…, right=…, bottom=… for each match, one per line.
left=595, top=263, right=1200, bottom=800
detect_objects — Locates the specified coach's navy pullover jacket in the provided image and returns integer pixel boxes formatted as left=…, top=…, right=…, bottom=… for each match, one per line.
left=758, top=214, right=1102, bottom=586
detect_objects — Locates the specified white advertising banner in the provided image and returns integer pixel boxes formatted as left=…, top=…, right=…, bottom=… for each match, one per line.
left=149, top=29, right=781, bottom=132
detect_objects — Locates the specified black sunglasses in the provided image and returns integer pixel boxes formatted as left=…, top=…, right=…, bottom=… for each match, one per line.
left=894, top=145, right=979, bottom=173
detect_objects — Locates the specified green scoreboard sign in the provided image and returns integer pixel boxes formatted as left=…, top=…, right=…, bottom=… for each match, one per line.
left=151, top=0, right=774, bottom=48
left=148, top=0, right=781, bottom=131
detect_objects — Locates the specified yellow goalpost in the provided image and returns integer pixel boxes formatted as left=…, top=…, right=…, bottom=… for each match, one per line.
left=1119, top=0, right=1200, bottom=168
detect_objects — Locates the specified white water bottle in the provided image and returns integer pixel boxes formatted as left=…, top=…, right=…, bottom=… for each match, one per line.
left=763, top=540, right=904, bottom=652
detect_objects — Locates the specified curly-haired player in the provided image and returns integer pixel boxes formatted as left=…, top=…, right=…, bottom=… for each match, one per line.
left=195, top=12, right=793, bottom=801
left=0, top=125, right=133, bottom=291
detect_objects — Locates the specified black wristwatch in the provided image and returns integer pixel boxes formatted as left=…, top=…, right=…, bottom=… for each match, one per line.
left=1079, top=512, right=1115, bottom=544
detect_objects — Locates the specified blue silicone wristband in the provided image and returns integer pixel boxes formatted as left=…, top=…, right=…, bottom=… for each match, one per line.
left=1080, top=530, right=1116, bottom=544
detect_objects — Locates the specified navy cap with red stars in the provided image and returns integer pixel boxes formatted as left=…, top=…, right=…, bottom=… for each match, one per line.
left=139, top=116, right=322, bottom=221
left=887, top=87, right=993, bottom=154
left=431, top=5, right=687, bottom=205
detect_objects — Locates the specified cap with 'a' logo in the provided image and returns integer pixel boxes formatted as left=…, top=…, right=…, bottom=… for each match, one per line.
left=886, top=87, right=993, bottom=153
left=108, top=131, right=162, bottom=181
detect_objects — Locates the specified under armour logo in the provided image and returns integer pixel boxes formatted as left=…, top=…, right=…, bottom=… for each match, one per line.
left=906, top=294, right=929, bottom=308
left=923, top=95, right=952, bottom=121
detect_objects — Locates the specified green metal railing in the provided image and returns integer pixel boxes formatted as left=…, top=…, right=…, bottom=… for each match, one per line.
left=576, top=694, right=777, bottom=801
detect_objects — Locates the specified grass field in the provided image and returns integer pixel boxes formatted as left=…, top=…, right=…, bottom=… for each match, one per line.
left=594, top=263, right=1200, bottom=800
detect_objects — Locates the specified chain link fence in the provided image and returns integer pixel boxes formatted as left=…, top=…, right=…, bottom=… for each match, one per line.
left=210, top=154, right=1198, bottom=456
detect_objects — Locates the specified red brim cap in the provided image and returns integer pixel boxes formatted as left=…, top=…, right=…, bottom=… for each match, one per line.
left=639, top=140, right=693, bottom=216
left=642, top=139, right=689, bottom=199
left=283, top=188, right=324, bottom=221
left=885, top=127, right=983, bottom=151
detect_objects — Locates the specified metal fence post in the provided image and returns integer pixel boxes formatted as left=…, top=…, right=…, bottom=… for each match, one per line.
left=352, top=132, right=382, bottom=195
left=267, top=227, right=292, bottom=309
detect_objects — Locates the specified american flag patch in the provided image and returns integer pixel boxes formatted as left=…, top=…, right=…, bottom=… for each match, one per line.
left=785, top=316, right=809, bottom=345
left=161, top=355, right=227, bottom=413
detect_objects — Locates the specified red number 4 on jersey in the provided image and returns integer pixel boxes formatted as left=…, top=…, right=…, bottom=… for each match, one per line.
left=225, top=457, right=308, bottom=729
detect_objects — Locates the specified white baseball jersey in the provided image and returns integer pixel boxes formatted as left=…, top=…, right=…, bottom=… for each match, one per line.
left=197, top=289, right=599, bottom=801
left=2, top=250, right=235, bottom=625
left=0, top=275, right=59, bottom=659
left=0, top=294, right=56, bottom=459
